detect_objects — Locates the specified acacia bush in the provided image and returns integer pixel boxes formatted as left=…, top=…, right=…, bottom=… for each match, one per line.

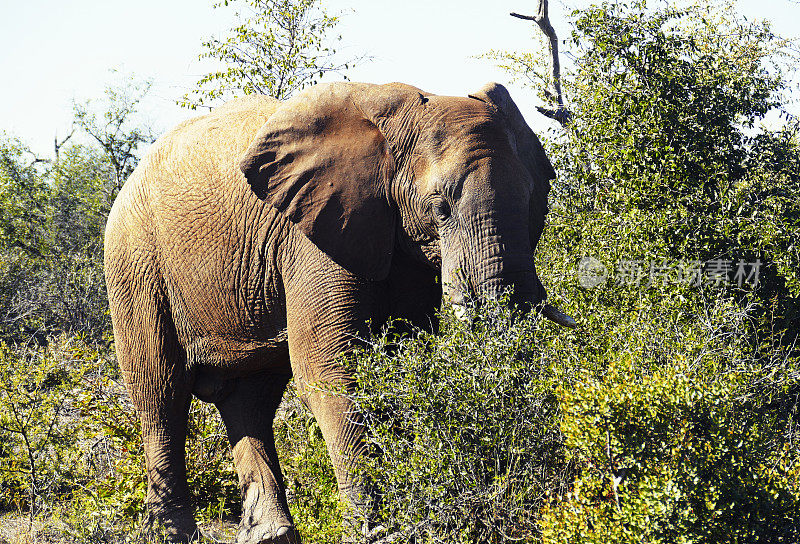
left=538, top=304, right=799, bottom=543
left=528, top=7, right=800, bottom=537
left=0, top=338, right=84, bottom=517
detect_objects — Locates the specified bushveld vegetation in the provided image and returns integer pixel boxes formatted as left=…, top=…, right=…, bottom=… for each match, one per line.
left=1, top=1, right=798, bottom=543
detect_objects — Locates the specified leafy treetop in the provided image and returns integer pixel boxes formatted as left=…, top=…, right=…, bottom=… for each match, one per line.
left=180, top=0, right=357, bottom=109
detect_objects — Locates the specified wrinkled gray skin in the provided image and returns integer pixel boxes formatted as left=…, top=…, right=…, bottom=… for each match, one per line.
left=104, top=82, right=573, bottom=544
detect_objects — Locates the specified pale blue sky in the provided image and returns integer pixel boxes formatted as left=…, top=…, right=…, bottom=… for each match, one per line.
left=1, top=0, right=798, bottom=157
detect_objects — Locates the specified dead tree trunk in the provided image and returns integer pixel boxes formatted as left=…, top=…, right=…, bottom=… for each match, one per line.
left=511, top=0, right=571, bottom=126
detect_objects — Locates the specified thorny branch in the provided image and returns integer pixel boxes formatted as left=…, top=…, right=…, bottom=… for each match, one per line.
left=511, top=0, right=571, bottom=126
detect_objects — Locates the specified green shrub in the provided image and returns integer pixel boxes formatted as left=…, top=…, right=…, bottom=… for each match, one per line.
left=347, top=298, right=799, bottom=543
left=0, top=338, right=83, bottom=516
left=539, top=305, right=799, bottom=543
left=0, top=331, right=341, bottom=542
left=0, top=334, right=242, bottom=540
left=348, top=300, right=572, bottom=543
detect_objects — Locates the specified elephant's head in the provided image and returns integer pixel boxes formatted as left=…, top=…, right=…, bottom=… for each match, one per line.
left=240, top=82, right=576, bottom=327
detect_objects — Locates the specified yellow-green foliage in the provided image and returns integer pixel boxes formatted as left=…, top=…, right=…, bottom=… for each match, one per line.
left=348, top=302, right=569, bottom=543
left=0, top=335, right=340, bottom=543
left=541, top=348, right=799, bottom=543
left=0, top=338, right=83, bottom=514
left=346, top=3, right=800, bottom=542
left=348, top=296, right=799, bottom=543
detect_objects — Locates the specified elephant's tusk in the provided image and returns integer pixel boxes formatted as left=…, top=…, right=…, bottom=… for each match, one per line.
left=452, top=303, right=470, bottom=322
left=542, top=303, right=577, bottom=328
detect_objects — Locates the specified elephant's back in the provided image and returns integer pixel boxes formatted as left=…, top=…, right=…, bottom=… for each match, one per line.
left=150, top=94, right=280, bottom=186
left=109, top=94, right=281, bottom=226
left=106, top=94, right=281, bottom=267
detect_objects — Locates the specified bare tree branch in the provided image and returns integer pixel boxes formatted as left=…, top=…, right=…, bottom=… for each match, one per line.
left=53, top=128, right=75, bottom=164
left=511, top=0, right=571, bottom=126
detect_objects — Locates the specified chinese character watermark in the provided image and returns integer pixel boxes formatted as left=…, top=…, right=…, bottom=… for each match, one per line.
left=577, top=256, right=608, bottom=288
left=577, top=257, right=761, bottom=289
left=616, top=260, right=645, bottom=287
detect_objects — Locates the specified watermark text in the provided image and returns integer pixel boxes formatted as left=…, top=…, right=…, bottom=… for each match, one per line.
left=577, top=257, right=761, bottom=289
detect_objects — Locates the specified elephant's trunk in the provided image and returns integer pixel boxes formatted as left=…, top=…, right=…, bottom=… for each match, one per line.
left=440, top=176, right=576, bottom=327
left=503, top=268, right=576, bottom=328
left=444, top=262, right=576, bottom=328
left=486, top=269, right=577, bottom=329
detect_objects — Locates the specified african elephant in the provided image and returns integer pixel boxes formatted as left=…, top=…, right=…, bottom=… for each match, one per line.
left=104, top=81, right=575, bottom=543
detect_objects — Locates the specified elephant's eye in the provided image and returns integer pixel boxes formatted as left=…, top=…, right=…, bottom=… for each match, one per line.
left=433, top=199, right=452, bottom=222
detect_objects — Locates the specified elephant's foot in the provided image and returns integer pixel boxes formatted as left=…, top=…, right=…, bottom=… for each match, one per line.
left=143, top=504, right=198, bottom=543
left=236, top=523, right=300, bottom=544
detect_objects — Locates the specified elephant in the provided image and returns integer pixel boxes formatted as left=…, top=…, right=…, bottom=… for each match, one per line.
left=104, top=81, right=575, bottom=544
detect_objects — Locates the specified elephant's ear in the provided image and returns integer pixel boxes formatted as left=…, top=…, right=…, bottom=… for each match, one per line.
left=468, top=82, right=555, bottom=247
left=240, top=84, right=397, bottom=281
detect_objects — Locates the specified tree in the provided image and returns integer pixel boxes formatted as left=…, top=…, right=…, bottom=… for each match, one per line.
left=483, top=0, right=570, bottom=125
left=0, top=138, right=51, bottom=340
left=510, top=0, right=571, bottom=125
left=0, top=79, right=155, bottom=342
left=180, top=0, right=360, bottom=109
left=73, top=76, right=155, bottom=200
left=493, top=0, right=799, bottom=337
left=465, top=3, right=800, bottom=541
left=0, top=138, right=49, bottom=260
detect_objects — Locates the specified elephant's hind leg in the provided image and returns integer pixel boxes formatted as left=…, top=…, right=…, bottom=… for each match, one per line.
left=107, top=271, right=196, bottom=541
left=215, top=372, right=300, bottom=544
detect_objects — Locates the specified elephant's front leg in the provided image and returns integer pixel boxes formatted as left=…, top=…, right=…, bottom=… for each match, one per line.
left=299, top=386, right=374, bottom=536
left=282, top=245, right=380, bottom=540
